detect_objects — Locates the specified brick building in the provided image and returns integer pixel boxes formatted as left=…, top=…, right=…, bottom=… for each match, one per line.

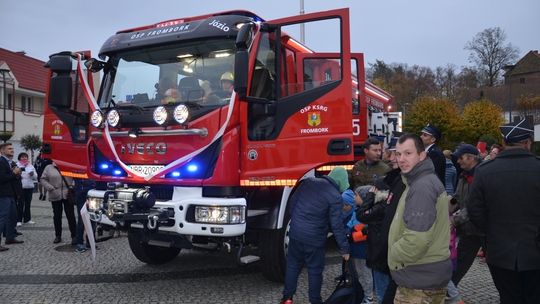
left=463, top=50, right=540, bottom=123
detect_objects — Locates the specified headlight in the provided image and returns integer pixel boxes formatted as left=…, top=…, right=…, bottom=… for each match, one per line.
left=90, top=110, right=105, bottom=128
left=173, top=104, right=189, bottom=124
left=107, top=109, right=120, bottom=127
left=87, top=197, right=104, bottom=212
left=153, top=106, right=168, bottom=125
left=194, top=206, right=245, bottom=224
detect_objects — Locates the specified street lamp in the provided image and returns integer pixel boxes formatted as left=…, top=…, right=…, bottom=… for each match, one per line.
left=0, top=68, right=12, bottom=142
left=299, top=0, right=305, bottom=43
left=383, top=105, right=392, bottom=145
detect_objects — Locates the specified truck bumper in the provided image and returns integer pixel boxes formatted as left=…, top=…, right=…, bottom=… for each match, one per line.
left=87, top=186, right=246, bottom=237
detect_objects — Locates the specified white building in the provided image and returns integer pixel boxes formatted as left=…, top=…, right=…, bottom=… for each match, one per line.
left=0, top=48, right=48, bottom=160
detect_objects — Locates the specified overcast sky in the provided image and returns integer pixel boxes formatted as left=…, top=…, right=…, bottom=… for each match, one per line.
left=1, top=0, right=539, bottom=69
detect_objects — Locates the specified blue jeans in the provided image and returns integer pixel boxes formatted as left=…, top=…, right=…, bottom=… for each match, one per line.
left=372, top=270, right=390, bottom=304
left=283, top=238, right=326, bottom=304
left=354, top=258, right=374, bottom=299
left=0, top=197, right=17, bottom=241
left=447, top=280, right=460, bottom=299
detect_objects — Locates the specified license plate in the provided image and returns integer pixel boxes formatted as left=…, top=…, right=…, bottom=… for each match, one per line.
left=128, top=165, right=164, bottom=176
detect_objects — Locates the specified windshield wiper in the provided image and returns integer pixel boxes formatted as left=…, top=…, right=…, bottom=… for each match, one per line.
left=165, top=100, right=202, bottom=109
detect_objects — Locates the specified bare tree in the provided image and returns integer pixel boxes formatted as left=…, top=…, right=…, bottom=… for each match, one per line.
left=464, top=27, right=519, bottom=86
left=435, top=64, right=458, bottom=99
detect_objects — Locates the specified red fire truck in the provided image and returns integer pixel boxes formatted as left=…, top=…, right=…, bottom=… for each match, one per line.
left=42, top=8, right=392, bottom=281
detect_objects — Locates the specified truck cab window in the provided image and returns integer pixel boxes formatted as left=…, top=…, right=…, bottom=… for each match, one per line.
left=99, top=39, right=236, bottom=109
left=248, top=32, right=276, bottom=100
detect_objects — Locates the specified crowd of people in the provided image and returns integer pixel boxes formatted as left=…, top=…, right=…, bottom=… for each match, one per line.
left=281, top=119, right=539, bottom=304
left=0, top=143, right=94, bottom=253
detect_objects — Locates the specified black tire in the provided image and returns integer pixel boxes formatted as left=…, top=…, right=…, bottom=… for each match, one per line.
left=127, top=229, right=181, bottom=264
left=259, top=217, right=291, bottom=282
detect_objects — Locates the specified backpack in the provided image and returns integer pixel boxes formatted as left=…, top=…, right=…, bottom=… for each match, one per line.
left=325, top=259, right=364, bottom=304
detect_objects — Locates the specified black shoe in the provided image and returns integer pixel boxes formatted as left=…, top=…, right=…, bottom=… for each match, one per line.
left=5, top=239, right=24, bottom=245
left=53, top=237, right=62, bottom=244
left=15, top=231, right=22, bottom=236
left=0, top=246, right=9, bottom=252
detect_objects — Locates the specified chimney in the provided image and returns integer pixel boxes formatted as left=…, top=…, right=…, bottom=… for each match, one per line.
left=16, top=51, right=26, bottom=56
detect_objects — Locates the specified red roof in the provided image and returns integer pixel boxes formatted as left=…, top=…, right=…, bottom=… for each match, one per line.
left=0, top=48, right=48, bottom=93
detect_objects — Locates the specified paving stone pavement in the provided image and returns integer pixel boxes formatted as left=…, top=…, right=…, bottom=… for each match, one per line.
left=0, top=193, right=499, bottom=303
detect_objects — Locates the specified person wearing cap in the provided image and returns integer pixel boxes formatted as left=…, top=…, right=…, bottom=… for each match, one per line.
left=467, top=118, right=540, bottom=303
left=448, top=144, right=484, bottom=302
left=281, top=167, right=350, bottom=304
left=352, top=137, right=391, bottom=189
left=389, top=133, right=452, bottom=303
left=420, top=123, right=446, bottom=184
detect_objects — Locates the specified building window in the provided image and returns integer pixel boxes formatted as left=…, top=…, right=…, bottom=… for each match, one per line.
left=21, top=95, right=34, bottom=112
left=6, top=93, right=13, bottom=109
left=520, top=78, right=525, bottom=84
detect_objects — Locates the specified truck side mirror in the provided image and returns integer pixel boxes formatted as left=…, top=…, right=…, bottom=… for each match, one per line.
left=234, top=23, right=254, bottom=99
left=46, top=54, right=73, bottom=108
left=49, top=75, right=73, bottom=108
left=234, top=50, right=248, bottom=98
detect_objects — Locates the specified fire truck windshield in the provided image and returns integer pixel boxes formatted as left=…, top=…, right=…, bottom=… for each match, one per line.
left=98, top=38, right=236, bottom=109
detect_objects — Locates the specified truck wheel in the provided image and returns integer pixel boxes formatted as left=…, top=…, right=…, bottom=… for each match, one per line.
left=259, top=218, right=291, bottom=282
left=127, top=229, right=181, bottom=264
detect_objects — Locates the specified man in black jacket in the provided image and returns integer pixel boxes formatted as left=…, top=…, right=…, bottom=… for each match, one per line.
left=356, top=139, right=405, bottom=304
left=420, top=123, right=446, bottom=184
left=0, top=142, right=24, bottom=251
left=467, top=118, right=540, bottom=303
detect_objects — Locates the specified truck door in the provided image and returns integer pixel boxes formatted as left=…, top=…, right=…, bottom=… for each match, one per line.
left=351, top=53, right=368, bottom=159
left=296, top=52, right=367, bottom=159
left=240, top=8, right=353, bottom=184
left=42, top=52, right=96, bottom=177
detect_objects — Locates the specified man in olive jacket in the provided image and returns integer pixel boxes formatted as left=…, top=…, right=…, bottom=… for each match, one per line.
left=467, top=119, right=540, bottom=303
left=388, top=134, right=452, bottom=303
left=351, top=137, right=390, bottom=189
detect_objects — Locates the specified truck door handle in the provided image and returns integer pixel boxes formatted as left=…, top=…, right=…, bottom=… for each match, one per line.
left=327, top=138, right=352, bottom=155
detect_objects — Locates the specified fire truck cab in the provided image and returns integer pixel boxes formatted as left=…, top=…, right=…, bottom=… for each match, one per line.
left=42, top=8, right=391, bottom=281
